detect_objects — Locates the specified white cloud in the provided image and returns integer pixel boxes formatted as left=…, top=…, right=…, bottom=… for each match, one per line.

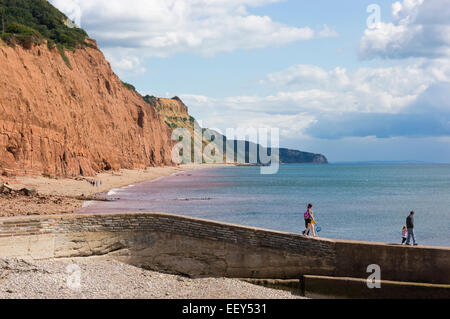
left=317, top=24, right=339, bottom=38
left=360, top=0, right=450, bottom=59
left=259, top=61, right=450, bottom=113
left=50, top=0, right=336, bottom=60
left=49, top=0, right=450, bottom=144
left=180, top=93, right=317, bottom=139
left=181, top=59, right=450, bottom=140
left=103, top=53, right=147, bottom=76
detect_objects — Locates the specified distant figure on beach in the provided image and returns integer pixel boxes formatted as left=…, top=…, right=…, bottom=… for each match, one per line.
left=302, top=203, right=317, bottom=237
left=406, top=211, right=418, bottom=246
left=401, top=225, right=407, bottom=244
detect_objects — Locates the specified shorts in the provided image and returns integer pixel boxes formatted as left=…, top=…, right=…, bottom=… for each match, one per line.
left=305, top=219, right=312, bottom=227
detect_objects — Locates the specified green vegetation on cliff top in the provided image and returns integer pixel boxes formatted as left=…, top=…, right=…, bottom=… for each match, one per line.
left=0, top=0, right=88, bottom=50
left=143, top=95, right=159, bottom=111
left=122, top=81, right=136, bottom=92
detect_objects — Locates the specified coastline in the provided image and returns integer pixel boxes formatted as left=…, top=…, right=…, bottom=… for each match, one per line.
left=0, top=163, right=306, bottom=300
left=1, top=165, right=449, bottom=298
left=0, top=163, right=233, bottom=217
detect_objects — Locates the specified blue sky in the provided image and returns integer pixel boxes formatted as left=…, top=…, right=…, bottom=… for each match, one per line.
left=119, top=0, right=396, bottom=97
left=51, top=0, right=450, bottom=163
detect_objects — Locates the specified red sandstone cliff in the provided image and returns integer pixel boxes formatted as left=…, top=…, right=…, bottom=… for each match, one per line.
left=0, top=40, right=174, bottom=177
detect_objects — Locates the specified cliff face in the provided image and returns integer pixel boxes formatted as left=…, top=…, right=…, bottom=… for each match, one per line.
left=153, top=97, right=328, bottom=165
left=0, top=41, right=174, bottom=177
left=278, top=149, right=328, bottom=164
left=154, top=97, right=190, bottom=123
left=148, top=96, right=214, bottom=162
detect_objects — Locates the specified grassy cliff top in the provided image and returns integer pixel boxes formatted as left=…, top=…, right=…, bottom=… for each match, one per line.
left=0, top=0, right=88, bottom=50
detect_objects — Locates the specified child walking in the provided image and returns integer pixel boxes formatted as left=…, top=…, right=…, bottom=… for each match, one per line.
left=401, top=225, right=407, bottom=244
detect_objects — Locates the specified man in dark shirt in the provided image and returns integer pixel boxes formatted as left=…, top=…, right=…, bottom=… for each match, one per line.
left=406, top=211, right=418, bottom=245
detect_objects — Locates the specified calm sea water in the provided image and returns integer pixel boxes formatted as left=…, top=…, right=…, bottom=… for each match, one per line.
left=80, top=164, right=450, bottom=247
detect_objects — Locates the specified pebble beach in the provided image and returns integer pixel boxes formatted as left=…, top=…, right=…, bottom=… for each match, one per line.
left=0, top=258, right=303, bottom=299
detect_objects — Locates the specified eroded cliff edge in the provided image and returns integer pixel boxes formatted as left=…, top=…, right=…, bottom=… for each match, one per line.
left=148, top=95, right=329, bottom=164
left=0, top=41, right=174, bottom=177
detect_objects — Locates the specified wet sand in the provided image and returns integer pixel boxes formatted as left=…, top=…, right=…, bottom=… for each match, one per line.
left=0, top=164, right=232, bottom=217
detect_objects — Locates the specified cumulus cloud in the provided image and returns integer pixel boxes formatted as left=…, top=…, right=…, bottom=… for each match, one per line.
left=50, top=0, right=336, bottom=58
left=181, top=60, right=450, bottom=140
left=360, top=0, right=450, bottom=59
left=48, top=0, right=450, bottom=144
left=103, top=53, right=147, bottom=76
left=354, top=1, right=450, bottom=139
left=308, top=84, right=450, bottom=139
left=180, top=93, right=317, bottom=140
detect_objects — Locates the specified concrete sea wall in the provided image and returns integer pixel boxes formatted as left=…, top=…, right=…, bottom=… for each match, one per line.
left=0, top=212, right=449, bottom=286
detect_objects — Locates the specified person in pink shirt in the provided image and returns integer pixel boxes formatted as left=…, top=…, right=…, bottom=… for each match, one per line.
left=302, top=203, right=317, bottom=237
left=401, top=225, right=407, bottom=245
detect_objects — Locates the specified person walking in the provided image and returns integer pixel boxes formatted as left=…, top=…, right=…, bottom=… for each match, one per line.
left=401, top=225, right=407, bottom=244
left=302, top=203, right=317, bottom=237
left=406, top=211, right=418, bottom=246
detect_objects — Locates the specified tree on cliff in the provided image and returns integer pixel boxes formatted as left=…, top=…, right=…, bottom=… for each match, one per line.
left=0, top=7, right=5, bottom=34
left=0, top=0, right=88, bottom=50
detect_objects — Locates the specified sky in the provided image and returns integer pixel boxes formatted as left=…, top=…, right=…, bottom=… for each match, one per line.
left=49, top=0, right=450, bottom=163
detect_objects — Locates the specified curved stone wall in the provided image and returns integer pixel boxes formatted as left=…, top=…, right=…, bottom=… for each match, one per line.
left=0, top=213, right=448, bottom=284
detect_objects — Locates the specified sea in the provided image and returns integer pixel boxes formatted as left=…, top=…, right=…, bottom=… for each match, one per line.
left=79, top=164, right=450, bottom=247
